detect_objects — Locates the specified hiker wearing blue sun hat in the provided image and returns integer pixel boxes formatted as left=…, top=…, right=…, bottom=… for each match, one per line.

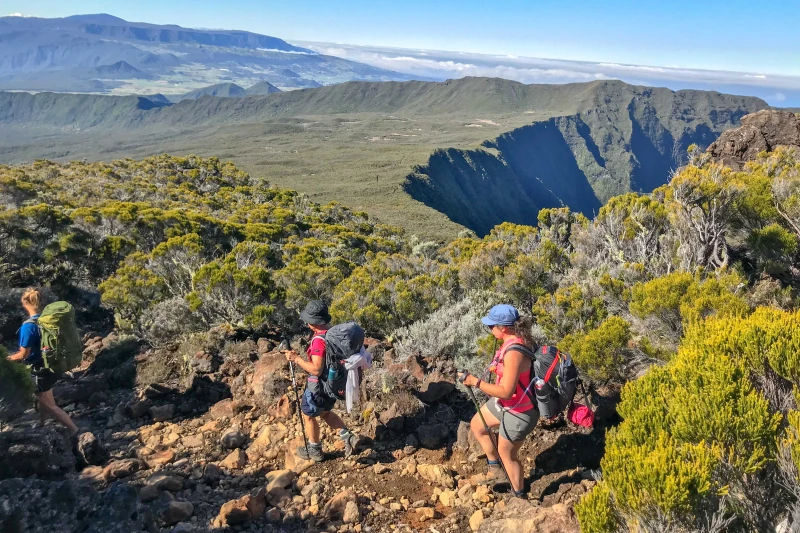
left=459, top=304, right=539, bottom=499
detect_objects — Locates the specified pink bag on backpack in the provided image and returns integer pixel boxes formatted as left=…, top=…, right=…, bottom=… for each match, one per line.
left=567, top=402, right=595, bottom=428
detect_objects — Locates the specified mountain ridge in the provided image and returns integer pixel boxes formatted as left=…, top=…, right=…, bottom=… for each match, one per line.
left=0, top=13, right=415, bottom=93
left=0, top=77, right=769, bottom=238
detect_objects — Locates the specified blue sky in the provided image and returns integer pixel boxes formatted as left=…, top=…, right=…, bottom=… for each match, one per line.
left=5, top=0, right=799, bottom=75
left=5, top=1, right=800, bottom=104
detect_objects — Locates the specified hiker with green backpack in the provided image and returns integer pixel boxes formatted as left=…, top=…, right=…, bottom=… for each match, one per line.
left=7, top=288, right=80, bottom=435
left=282, top=300, right=368, bottom=462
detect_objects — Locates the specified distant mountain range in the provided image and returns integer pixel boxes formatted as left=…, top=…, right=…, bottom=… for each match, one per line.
left=0, top=77, right=768, bottom=238
left=0, top=13, right=416, bottom=94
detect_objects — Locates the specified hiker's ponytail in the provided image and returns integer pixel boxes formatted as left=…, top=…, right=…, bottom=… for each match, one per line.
left=21, top=287, right=43, bottom=313
left=510, top=315, right=537, bottom=348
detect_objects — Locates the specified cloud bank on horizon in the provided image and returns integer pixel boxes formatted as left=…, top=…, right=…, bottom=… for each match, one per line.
left=298, top=41, right=800, bottom=108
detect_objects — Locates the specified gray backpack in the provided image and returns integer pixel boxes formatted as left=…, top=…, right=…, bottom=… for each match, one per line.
left=320, top=322, right=365, bottom=401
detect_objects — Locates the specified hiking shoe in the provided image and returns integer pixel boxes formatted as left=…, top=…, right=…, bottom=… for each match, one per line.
left=474, top=464, right=509, bottom=486
left=343, top=433, right=361, bottom=458
left=296, top=445, right=324, bottom=462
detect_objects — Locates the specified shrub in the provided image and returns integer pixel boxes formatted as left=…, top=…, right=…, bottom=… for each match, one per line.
left=629, top=271, right=750, bottom=342
left=560, top=316, right=630, bottom=381
left=0, top=347, right=34, bottom=421
left=533, top=283, right=607, bottom=340
left=575, top=482, right=619, bottom=533
left=583, top=311, right=788, bottom=531
left=330, top=252, right=456, bottom=336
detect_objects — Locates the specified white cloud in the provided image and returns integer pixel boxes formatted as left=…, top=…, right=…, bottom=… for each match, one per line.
left=772, top=92, right=787, bottom=102
left=5, top=12, right=32, bottom=17
left=294, top=41, right=800, bottom=96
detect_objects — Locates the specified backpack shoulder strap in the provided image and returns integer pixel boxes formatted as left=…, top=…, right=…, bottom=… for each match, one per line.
left=505, top=343, right=535, bottom=358
left=542, top=346, right=563, bottom=383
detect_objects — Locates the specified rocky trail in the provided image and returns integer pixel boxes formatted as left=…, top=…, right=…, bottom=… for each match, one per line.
left=0, top=329, right=618, bottom=533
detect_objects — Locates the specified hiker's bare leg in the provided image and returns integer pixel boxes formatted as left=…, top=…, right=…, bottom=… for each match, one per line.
left=303, top=412, right=321, bottom=442
left=36, top=390, right=78, bottom=435
left=498, top=437, right=525, bottom=492
left=470, top=404, right=501, bottom=461
left=320, top=410, right=345, bottom=431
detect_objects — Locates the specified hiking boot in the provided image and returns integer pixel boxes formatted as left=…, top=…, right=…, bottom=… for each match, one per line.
left=474, top=463, right=509, bottom=486
left=343, top=433, right=361, bottom=458
left=296, top=445, right=324, bottom=462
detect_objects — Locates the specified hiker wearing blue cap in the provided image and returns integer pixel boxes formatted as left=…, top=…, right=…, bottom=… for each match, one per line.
left=461, top=304, right=538, bottom=498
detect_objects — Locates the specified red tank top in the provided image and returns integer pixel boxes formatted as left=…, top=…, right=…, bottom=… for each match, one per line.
left=492, top=337, right=534, bottom=414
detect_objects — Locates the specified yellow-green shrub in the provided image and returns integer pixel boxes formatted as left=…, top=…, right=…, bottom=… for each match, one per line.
left=579, top=311, right=788, bottom=531
left=575, top=482, right=618, bottom=533
left=560, top=316, right=630, bottom=381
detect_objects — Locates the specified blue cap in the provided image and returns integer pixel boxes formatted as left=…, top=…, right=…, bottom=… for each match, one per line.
left=481, top=304, right=520, bottom=327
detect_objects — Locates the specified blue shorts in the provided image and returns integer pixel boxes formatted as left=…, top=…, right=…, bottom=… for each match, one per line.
left=301, top=388, right=336, bottom=417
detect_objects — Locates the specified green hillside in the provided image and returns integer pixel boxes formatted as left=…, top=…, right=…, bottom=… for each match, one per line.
left=0, top=78, right=768, bottom=238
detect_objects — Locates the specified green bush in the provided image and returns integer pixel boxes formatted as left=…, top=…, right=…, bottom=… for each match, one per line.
left=560, top=316, right=630, bottom=381
left=0, top=347, right=34, bottom=420
left=579, top=311, right=786, bottom=531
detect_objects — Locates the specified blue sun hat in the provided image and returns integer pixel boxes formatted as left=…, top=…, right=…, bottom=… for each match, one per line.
left=481, top=304, right=520, bottom=327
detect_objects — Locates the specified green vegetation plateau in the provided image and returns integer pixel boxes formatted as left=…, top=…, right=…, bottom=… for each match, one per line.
left=0, top=77, right=767, bottom=238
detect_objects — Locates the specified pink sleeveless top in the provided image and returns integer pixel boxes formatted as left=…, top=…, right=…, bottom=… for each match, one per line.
left=492, top=336, right=534, bottom=414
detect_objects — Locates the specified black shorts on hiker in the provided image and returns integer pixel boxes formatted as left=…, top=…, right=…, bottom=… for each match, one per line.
left=301, top=388, right=336, bottom=417
left=29, top=365, right=59, bottom=393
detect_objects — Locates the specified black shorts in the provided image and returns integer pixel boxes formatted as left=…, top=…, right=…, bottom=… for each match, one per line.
left=29, top=366, right=59, bottom=393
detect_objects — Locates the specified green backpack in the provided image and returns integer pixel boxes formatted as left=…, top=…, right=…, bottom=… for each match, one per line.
left=25, top=301, right=83, bottom=373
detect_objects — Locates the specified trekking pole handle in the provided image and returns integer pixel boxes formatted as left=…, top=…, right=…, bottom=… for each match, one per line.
left=278, top=337, right=290, bottom=353
left=457, top=369, right=469, bottom=384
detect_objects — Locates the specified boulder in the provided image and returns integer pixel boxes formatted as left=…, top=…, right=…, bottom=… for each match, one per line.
left=477, top=500, right=578, bottom=533
left=324, top=489, right=356, bottom=522
left=220, top=428, right=246, bottom=449
left=145, top=472, right=184, bottom=492
left=0, top=426, right=75, bottom=479
left=378, top=402, right=406, bottom=431
left=53, top=374, right=108, bottom=405
left=416, top=423, right=449, bottom=449
left=154, top=496, right=194, bottom=527
left=470, top=510, right=485, bottom=531
left=103, top=458, right=142, bottom=481
left=417, top=370, right=455, bottom=403
left=221, top=449, right=247, bottom=470
left=343, top=501, right=361, bottom=524
left=439, top=489, right=457, bottom=507
left=384, top=349, right=425, bottom=381
left=416, top=464, right=455, bottom=489
left=76, top=432, right=109, bottom=466
left=267, top=394, right=293, bottom=419
left=251, top=352, right=290, bottom=406
left=143, top=383, right=176, bottom=400
left=456, top=420, right=484, bottom=456
left=245, top=487, right=267, bottom=518
left=216, top=498, right=252, bottom=526
left=265, top=469, right=296, bottom=492
left=189, top=351, right=217, bottom=373
left=266, top=486, right=291, bottom=507
left=150, top=404, right=176, bottom=422
left=207, top=398, right=236, bottom=420
left=146, top=450, right=176, bottom=468
left=708, top=110, right=800, bottom=169
left=249, top=422, right=288, bottom=456
left=124, top=399, right=152, bottom=419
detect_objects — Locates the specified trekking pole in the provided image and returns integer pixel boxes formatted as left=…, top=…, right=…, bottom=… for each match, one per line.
left=281, top=338, right=310, bottom=453
left=458, top=370, right=511, bottom=486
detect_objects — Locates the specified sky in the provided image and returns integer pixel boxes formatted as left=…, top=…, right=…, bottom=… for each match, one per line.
left=4, top=0, right=800, bottom=105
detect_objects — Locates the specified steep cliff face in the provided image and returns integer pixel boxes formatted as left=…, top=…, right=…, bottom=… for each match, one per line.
left=404, top=96, right=758, bottom=236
